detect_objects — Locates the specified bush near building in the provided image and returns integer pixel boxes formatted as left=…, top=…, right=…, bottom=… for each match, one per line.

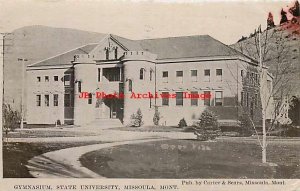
left=194, top=110, right=221, bottom=141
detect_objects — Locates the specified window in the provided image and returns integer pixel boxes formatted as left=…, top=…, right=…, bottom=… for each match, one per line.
left=215, top=91, right=223, bottom=106
left=114, top=47, right=118, bottom=59
left=251, top=73, right=254, bottom=84
left=204, top=91, right=211, bottom=106
left=64, top=93, right=71, bottom=107
left=78, top=81, right=82, bottom=93
left=105, top=48, right=109, bottom=60
left=204, top=69, right=210, bottom=82
left=241, top=70, right=244, bottom=78
left=53, top=94, right=58, bottom=106
left=246, top=92, right=249, bottom=107
left=191, top=91, right=198, bottom=106
left=162, top=71, right=168, bottom=83
left=241, top=91, right=244, bottom=106
left=64, top=74, right=71, bottom=86
left=37, top=77, right=41, bottom=82
left=88, top=93, right=92, bottom=104
left=128, top=79, right=132, bottom=92
left=176, top=71, right=183, bottom=83
left=161, top=92, right=169, bottom=106
left=98, top=68, right=101, bottom=82
left=140, top=68, right=145, bottom=80
left=216, top=69, right=222, bottom=82
left=176, top=92, right=183, bottom=106
left=45, top=76, right=49, bottom=82
left=254, top=93, right=258, bottom=107
left=45, top=95, right=49, bottom=107
left=36, top=95, right=41, bottom=106
left=191, top=70, right=197, bottom=82
left=54, top=76, right=58, bottom=81
left=150, top=70, right=153, bottom=81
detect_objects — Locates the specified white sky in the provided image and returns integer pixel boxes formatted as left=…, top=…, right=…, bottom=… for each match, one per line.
left=0, top=0, right=294, bottom=44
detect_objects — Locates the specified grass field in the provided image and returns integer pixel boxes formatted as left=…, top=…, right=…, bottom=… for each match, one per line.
left=3, top=141, right=105, bottom=178
left=80, top=139, right=300, bottom=179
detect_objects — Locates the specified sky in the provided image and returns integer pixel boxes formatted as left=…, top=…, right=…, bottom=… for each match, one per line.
left=0, top=0, right=295, bottom=44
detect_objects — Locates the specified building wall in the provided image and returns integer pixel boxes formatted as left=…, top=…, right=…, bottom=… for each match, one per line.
left=155, top=59, right=247, bottom=126
left=26, top=68, right=67, bottom=124
left=122, top=51, right=156, bottom=126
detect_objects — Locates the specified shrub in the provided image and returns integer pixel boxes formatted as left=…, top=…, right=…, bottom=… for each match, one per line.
left=3, top=104, right=21, bottom=134
left=178, top=118, right=187, bottom=128
left=153, top=108, right=162, bottom=126
left=194, top=110, right=220, bottom=141
left=130, top=108, right=144, bottom=127
left=238, top=113, right=254, bottom=136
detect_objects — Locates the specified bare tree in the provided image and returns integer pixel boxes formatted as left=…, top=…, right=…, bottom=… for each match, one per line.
left=231, top=25, right=294, bottom=163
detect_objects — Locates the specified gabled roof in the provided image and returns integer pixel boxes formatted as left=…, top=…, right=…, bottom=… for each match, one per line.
left=28, top=43, right=98, bottom=67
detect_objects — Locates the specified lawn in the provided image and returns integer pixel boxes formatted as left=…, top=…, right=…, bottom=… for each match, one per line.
left=3, top=141, right=105, bottom=178
left=80, top=138, right=300, bottom=179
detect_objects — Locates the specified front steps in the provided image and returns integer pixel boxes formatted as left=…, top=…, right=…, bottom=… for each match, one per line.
left=85, top=118, right=123, bottom=129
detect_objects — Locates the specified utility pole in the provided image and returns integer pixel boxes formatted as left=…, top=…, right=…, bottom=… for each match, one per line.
left=18, top=58, right=28, bottom=129
left=258, top=26, right=267, bottom=163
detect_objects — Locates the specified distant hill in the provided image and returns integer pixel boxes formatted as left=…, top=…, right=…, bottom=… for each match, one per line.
left=231, top=18, right=300, bottom=97
left=3, top=25, right=106, bottom=110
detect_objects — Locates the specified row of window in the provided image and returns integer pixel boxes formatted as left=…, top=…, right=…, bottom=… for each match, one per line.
left=36, top=75, right=71, bottom=86
left=139, top=68, right=154, bottom=81
left=162, top=69, right=223, bottom=83
left=36, top=94, right=73, bottom=107
left=161, top=91, right=223, bottom=106
left=241, top=91, right=258, bottom=107
left=36, top=94, right=58, bottom=107
left=241, top=70, right=260, bottom=85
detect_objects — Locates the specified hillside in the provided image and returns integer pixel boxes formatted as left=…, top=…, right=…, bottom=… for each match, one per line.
left=3, top=25, right=106, bottom=110
left=231, top=18, right=300, bottom=97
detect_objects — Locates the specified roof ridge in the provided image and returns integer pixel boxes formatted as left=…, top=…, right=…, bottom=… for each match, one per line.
left=138, top=34, right=210, bottom=41
left=28, top=43, right=98, bottom=67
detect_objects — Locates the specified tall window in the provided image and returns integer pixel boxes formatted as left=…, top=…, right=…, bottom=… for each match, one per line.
left=150, top=70, right=153, bottom=81
left=246, top=92, right=249, bottom=107
left=191, top=70, right=197, bottom=82
left=140, top=68, right=145, bottom=80
left=215, top=91, right=223, bottom=106
left=114, top=47, right=118, bottom=59
left=54, top=76, right=58, bottom=81
left=128, top=79, right=132, bottom=92
left=45, top=76, right=49, bottom=82
left=98, top=68, right=101, bottom=82
left=254, top=93, right=258, bottom=107
left=64, top=74, right=71, bottom=86
left=162, top=71, right=168, bottom=83
left=241, top=70, right=244, bottom=78
left=216, top=69, right=222, bottom=82
left=105, top=48, right=109, bottom=60
left=53, top=94, right=58, bottom=106
left=88, top=93, right=92, bottom=104
left=45, top=95, right=49, bottom=107
left=78, top=81, right=82, bottom=93
left=204, top=69, right=210, bottom=82
left=176, top=92, right=183, bottom=106
left=204, top=91, right=211, bottom=106
left=161, top=92, right=169, bottom=106
left=37, top=77, right=41, bottom=82
left=176, top=71, right=183, bottom=83
left=241, top=91, right=244, bottom=106
left=191, top=91, right=198, bottom=106
left=36, top=95, right=41, bottom=106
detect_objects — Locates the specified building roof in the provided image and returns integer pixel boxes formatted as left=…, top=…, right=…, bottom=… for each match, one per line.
left=30, top=34, right=251, bottom=67
left=28, top=43, right=98, bottom=67
left=112, top=34, right=245, bottom=60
